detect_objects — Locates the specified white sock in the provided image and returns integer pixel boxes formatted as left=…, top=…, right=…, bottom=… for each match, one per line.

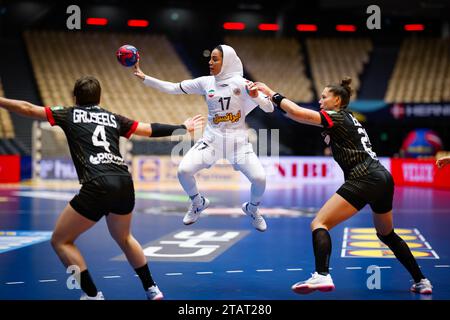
left=248, top=202, right=259, bottom=213
left=191, top=194, right=203, bottom=206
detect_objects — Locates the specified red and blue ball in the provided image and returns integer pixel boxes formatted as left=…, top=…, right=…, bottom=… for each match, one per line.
left=116, top=45, right=140, bottom=67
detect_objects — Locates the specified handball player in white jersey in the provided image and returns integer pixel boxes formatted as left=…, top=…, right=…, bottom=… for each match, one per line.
left=134, top=45, right=274, bottom=231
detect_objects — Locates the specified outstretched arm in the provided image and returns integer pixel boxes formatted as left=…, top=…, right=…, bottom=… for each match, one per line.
left=255, top=82, right=322, bottom=126
left=133, top=114, right=205, bottom=137
left=133, top=61, right=184, bottom=94
left=0, top=97, right=46, bottom=120
left=436, top=156, right=450, bottom=169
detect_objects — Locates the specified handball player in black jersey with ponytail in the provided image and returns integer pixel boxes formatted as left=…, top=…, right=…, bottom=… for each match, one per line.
left=0, top=76, right=204, bottom=300
left=254, top=77, right=432, bottom=295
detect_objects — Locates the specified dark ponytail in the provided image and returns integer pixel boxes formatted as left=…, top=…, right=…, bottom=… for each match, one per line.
left=327, top=76, right=352, bottom=109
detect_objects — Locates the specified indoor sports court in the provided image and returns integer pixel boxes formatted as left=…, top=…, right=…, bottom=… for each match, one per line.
left=1, top=176, right=450, bottom=300
left=1, top=0, right=449, bottom=302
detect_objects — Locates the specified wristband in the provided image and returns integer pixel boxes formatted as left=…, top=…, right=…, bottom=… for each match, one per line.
left=271, top=93, right=286, bottom=113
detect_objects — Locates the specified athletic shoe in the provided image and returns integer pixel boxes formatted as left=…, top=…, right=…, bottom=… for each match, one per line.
left=183, top=197, right=210, bottom=225
left=80, top=291, right=105, bottom=300
left=146, top=285, right=164, bottom=300
left=242, top=202, right=267, bottom=232
left=410, top=278, right=433, bottom=294
left=291, top=272, right=335, bottom=294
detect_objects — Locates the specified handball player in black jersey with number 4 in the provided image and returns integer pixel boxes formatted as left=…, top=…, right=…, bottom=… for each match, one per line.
left=0, top=76, right=204, bottom=300
left=254, top=77, right=432, bottom=295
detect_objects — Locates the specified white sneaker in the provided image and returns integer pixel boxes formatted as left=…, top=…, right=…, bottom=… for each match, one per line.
left=242, top=202, right=267, bottom=232
left=80, top=291, right=105, bottom=300
left=183, top=197, right=210, bottom=225
left=291, top=272, right=335, bottom=294
left=146, top=285, right=164, bottom=300
left=410, top=278, right=433, bottom=294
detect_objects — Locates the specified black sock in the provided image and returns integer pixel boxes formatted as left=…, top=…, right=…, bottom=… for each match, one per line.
left=377, top=230, right=425, bottom=283
left=80, top=270, right=98, bottom=297
left=135, top=263, right=155, bottom=290
left=312, top=228, right=332, bottom=276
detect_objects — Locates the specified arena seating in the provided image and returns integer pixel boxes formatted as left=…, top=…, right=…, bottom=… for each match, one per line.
left=306, top=37, right=373, bottom=101
left=23, top=31, right=207, bottom=133
left=225, top=35, right=314, bottom=103
left=385, top=37, right=450, bottom=103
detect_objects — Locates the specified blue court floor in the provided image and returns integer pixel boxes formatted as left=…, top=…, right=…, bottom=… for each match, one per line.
left=0, top=183, right=449, bottom=300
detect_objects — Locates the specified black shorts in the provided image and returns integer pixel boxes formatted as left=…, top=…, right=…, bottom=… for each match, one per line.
left=336, top=168, right=394, bottom=214
left=70, top=175, right=135, bottom=222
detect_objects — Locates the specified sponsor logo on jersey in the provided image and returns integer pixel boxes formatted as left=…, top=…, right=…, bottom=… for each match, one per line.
left=213, top=110, right=241, bottom=124
left=233, top=88, right=241, bottom=96
left=89, top=153, right=125, bottom=165
left=207, top=89, right=215, bottom=98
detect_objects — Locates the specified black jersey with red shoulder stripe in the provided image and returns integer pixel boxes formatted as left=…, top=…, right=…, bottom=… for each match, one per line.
left=319, top=109, right=381, bottom=179
left=45, top=105, right=137, bottom=184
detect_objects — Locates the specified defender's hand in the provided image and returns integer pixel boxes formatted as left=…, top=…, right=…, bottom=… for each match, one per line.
left=183, top=114, right=205, bottom=133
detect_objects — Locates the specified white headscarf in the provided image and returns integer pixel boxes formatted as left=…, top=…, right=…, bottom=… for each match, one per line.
left=214, top=44, right=244, bottom=81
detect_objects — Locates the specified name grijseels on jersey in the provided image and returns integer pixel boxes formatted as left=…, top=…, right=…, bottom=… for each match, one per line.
left=73, top=109, right=117, bottom=127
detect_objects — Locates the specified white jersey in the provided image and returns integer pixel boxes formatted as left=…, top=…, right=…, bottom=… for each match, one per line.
left=143, top=44, right=274, bottom=142
left=180, top=75, right=265, bottom=137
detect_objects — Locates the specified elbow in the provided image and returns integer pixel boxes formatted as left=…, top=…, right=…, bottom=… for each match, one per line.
left=261, top=102, right=275, bottom=113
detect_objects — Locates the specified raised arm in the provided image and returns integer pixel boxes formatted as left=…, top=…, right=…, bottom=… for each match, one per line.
left=0, top=97, right=46, bottom=120
left=255, top=82, right=322, bottom=126
left=133, top=61, right=184, bottom=94
left=133, top=114, right=205, bottom=137
left=436, top=156, right=450, bottom=169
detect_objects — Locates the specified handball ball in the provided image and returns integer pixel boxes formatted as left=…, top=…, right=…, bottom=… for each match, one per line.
left=401, top=128, right=443, bottom=158
left=116, top=45, right=139, bottom=67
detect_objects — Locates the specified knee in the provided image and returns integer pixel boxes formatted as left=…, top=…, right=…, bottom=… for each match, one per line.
left=177, top=164, right=192, bottom=178
left=51, top=233, right=70, bottom=250
left=376, top=229, right=395, bottom=244
left=311, top=219, right=329, bottom=231
left=252, top=173, right=266, bottom=187
left=112, top=234, right=132, bottom=247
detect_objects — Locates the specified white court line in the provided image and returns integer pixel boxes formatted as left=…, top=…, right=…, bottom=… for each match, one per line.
left=341, top=228, right=349, bottom=258
left=226, top=270, right=244, bottom=273
left=375, top=266, right=392, bottom=269
left=286, top=268, right=303, bottom=271
left=346, top=267, right=363, bottom=270
left=165, top=273, right=183, bottom=276
left=431, top=250, right=440, bottom=259
left=6, top=282, right=24, bottom=285
left=196, top=272, right=214, bottom=275
left=434, top=265, right=450, bottom=268
left=103, top=275, right=121, bottom=279
left=38, top=279, right=57, bottom=283
left=256, top=269, right=273, bottom=272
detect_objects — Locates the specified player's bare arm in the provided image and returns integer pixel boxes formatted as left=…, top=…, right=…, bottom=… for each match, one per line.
left=436, top=156, right=450, bottom=169
left=255, top=82, right=321, bottom=126
left=0, top=97, right=46, bottom=120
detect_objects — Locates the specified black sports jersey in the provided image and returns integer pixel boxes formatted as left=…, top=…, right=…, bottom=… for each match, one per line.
left=320, top=109, right=381, bottom=180
left=45, top=105, right=138, bottom=184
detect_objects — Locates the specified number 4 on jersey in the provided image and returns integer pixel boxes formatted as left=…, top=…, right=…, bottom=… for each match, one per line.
left=92, top=125, right=111, bottom=153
